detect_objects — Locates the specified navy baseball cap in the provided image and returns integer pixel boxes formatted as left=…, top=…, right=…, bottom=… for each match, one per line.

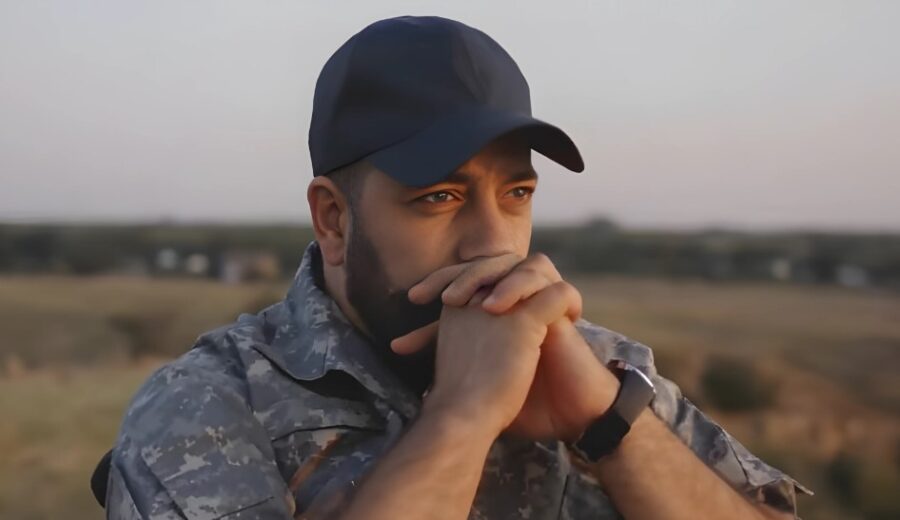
left=309, top=16, right=584, bottom=187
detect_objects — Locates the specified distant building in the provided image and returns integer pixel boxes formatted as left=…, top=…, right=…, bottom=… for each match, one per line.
left=116, top=256, right=150, bottom=276
left=770, top=258, right=793, bottom=281
left=184, top=253, right=210, bottom=277
left=155, top=248, right=179, bottom=272
left=836, top=264, right=870, bottom=288
left=220, top=251, right=281, bottom=283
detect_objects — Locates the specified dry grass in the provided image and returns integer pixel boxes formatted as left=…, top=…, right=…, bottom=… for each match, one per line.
left=1, top=275, right=898, bottom=519
left=0, top=360, right=164, bottom=520
left=0, top=275, right=285, bottom=367
left=575, top=276, right=900, bottom=414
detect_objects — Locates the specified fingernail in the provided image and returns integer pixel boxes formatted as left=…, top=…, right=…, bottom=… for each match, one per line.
left=482, top=295, right=497, bottom=307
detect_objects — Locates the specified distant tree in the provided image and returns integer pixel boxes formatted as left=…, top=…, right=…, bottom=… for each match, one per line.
left=12, top=228, right=60, bottom=271
left=700, top=355, right=776, bottom=412
left=108, top=310, right=175, bottom=360
left=825, top=452, right=861, bottom=508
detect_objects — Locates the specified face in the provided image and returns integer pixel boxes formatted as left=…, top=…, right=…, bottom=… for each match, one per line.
left=342, top=134, right=536, bottom=392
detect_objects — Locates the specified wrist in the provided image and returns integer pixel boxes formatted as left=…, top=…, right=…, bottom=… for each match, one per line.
left=569, top=361, right=657, bottom=462
left=421, top=392, right=505, bottom=445
left=591, top=408, right=658, bottom=476
left=568, top=363, right=620, bottom=441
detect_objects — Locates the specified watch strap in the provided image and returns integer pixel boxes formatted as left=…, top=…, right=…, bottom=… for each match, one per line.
left=569, top=361, right=656, bottom=462
left=570, top=406, right=631, bottom=461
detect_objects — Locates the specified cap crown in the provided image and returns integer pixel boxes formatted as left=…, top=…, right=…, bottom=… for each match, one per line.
left=309, top=16, right=532, bottom=176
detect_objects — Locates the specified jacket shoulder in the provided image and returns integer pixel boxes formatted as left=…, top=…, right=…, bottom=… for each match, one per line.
left=574, top=318, right=812, bottom=517
left=111, top=333, right=293, bottom=519
left=574, top=319, right=656, bottom=375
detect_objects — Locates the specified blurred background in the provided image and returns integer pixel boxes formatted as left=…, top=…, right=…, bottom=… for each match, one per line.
left=1, top=1, right=898, bottom=519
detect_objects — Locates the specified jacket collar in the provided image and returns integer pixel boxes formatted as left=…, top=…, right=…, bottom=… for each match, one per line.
left=252, top=241, right=421, bottom=419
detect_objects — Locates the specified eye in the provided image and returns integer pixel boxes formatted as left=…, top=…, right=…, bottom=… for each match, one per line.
left=507, top=186, right=535, bottom=199
left=420, top=191, right=458, bottom=203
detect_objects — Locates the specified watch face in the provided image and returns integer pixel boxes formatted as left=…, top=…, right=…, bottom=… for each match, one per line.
left=624, top=364, right=656, bottom=390
left=613, top=364, right=657, bottom=425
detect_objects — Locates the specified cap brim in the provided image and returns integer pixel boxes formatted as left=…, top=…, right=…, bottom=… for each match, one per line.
left=366, top=107, right=584, bottom=188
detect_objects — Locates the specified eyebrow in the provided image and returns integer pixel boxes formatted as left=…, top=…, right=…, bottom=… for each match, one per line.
left=438, top=167, right=538, bottom=186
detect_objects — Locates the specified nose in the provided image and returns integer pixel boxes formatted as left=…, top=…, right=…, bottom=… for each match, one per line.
left=456, top=195, right=520, bottom=262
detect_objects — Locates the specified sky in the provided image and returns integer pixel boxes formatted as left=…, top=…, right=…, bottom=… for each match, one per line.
left=1, top=0, right=898, bottom=231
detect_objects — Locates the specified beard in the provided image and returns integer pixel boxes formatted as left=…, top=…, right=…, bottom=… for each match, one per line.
left=344, top=221, right=443, bottom=396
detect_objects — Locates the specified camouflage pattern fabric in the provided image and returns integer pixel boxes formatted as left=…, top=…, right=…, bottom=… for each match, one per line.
left=105, top=241, right=812, bottom=519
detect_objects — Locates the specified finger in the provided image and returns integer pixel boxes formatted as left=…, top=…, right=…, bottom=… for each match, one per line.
left=468, top=286, right=492, bottom=307
left=477, top=252, right=560, bottom=312
left=481, top=269, right=556, bottom=314
left=517, top=281, right=583, bottom=326
left=439, top=253, right=522, bottom=306
left=408, top=263, right=471, bottom=304
left=543, top=318, right=584, bottom=351
left=519, top=252, right=563, bottom=283
left=390, top=321, right=439, bottom=355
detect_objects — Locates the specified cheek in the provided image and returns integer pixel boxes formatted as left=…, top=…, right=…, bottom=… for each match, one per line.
left=365, top=214, right=456, bottom=289
left=361, top=202, right=534, bottom=287
left=515, top=225, right=532, bottom=257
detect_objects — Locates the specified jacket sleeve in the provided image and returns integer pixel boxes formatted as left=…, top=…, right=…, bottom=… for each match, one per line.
left=575, top=320, right=813, bottom=518
left=107, top=348, right=295, bottom=520
left=106, top=436, right=181, bottom=520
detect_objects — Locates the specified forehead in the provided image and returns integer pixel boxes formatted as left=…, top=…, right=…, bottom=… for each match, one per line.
left=453, top=134, right=533, bottom=179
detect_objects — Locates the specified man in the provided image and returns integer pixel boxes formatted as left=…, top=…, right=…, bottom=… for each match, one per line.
left=97, top=16, right=810, bottom=519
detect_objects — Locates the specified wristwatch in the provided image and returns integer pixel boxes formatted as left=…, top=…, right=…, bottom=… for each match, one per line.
left=568, top=360, right=656, bottom=463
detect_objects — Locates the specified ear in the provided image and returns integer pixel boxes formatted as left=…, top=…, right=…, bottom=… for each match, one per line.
left=307, top=176, right=351, bottom=267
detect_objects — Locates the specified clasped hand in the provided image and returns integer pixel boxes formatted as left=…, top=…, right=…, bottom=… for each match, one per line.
left=391, top=254, right=619, bottom=442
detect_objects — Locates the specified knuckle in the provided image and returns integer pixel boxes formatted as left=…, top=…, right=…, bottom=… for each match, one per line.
left=550, top=279, right=568, bottom=292
left=529, top=252, right=551, bottom=265
left=552, top=280, right=580, bottom=299
left=565, top=288, right=583, bottom=314
left=529, top=252, right=556, bottom=271
left=527, top=252, right=561, bottom=277
left=504, top=252, right=526, bottom=264
left=564, top=281, right=582, bottom=301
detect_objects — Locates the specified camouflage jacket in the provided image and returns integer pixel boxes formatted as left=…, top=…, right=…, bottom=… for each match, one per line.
left=106, top=242, right=810, bottom=520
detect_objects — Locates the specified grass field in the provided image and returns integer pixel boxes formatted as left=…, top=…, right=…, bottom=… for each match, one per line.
left=0, top=360, right=164, bottom=519
left=1, top=275, right=898, bottom=519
